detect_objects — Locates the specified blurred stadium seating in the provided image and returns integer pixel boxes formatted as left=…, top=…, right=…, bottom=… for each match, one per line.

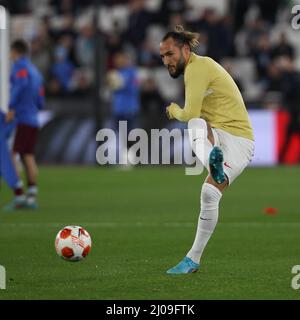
left=1, top=0, right=300, bottom=165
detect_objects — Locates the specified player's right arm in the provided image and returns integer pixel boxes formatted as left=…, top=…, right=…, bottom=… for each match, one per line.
left=37, top=85, right=45, bottom=110
left=167, top=60, right=210, bottom=122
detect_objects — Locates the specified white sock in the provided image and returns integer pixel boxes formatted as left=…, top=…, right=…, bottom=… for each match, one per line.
left=15, top=180, right=24, bottom=189
left=15, top=195, right=26, bottom=202
left=27, top=186, right=38, bottom=204
left=187, top=183, right=222, bottom=264
left=28, top=185, right=38, bottom=196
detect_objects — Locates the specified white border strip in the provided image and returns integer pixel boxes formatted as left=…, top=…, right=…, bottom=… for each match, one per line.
left=0, top=6, right=6, bottom=30
left=0, top=6, right=9, bottom=113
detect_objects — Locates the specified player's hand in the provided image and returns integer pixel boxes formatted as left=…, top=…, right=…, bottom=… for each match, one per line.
left=5, top=110, right=15, bottom=123
left=166, top=104, right=174, bottom=120
left=106, top=70, right=124, bottom=91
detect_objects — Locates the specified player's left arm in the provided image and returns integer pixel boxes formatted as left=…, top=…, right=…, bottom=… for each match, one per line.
left=6, top=68, right=29, bottom=123
left=9, top=68, right=29, bottom=110
left=167, top=63, right=210, bottom=122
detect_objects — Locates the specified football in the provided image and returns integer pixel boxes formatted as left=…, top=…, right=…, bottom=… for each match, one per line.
left=55, top=226, right=92, bottom=261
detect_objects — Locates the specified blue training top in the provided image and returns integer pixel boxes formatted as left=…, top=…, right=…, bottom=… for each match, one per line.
left=111, top=67, right=140, bottom=117
left=10, top=57, right=45, bottom=127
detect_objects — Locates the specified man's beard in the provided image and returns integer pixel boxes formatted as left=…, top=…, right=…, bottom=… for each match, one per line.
left=168, top=57, right=185, bottom=79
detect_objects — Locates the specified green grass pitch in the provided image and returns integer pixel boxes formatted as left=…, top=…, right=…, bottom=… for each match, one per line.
left=0, top=166, right=299, bottom=300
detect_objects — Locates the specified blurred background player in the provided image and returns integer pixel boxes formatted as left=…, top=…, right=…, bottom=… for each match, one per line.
left=106, top=50, right=140, bottom=165
left=277, top=55, right=300, bottom=163
left=4, top=40, right=45, bottom=210
left=160, top=26, right=254, bottom=274
left=0, top=111, right=26, bottom=209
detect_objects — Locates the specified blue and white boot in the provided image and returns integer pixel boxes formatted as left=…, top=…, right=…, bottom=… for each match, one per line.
left=3, top=197, right=28, bottom=212
left=209, top=146, right=226, bottom=184
left=166, top=256, right=199, bottom=274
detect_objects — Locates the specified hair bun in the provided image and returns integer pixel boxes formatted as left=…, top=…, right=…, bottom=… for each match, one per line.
left=174, top=25, right=185, bottom=33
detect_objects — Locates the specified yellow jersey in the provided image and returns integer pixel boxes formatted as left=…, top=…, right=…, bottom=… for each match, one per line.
left=168, top=53, right=254, bottom=141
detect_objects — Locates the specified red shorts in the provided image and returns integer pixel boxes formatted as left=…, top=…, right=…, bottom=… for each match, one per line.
left=13, top=124, right=39, bottom=155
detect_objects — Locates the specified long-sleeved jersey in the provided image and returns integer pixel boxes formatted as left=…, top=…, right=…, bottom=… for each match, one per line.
left=10, top=57, right=45, bottom=127
left=0, top=111, right=19, bottom=189
left=168, top=53, right=254, bottom=141
left=111, top=67, right=140, bottom=117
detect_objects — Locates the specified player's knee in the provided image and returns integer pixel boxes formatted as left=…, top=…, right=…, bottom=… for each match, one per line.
left=188, top=118, right=207, bottom=131
left=201, top=183, right=222, bottom=210
left=201, top=184, right=215, bottom=204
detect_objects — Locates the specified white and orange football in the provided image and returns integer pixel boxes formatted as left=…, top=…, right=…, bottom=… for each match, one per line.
left=55, top=226, right=92, bottom=261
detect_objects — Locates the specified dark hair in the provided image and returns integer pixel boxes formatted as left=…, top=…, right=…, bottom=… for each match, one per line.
left=11, top=39, right=29, bottom=55
left=162, top=25, right=200, bottom=49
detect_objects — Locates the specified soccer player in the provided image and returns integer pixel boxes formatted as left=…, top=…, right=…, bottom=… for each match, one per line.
left=0, top=111, right=26, bottom=208
left=160, top=26, right=254, bottom=274
left=4, top=40, right=45, bottom=210
left=106, top=51, right=140, bottom=165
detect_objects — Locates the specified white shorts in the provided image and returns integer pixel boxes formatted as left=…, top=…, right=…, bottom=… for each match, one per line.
left=211, top=128, right=255, bottom=185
